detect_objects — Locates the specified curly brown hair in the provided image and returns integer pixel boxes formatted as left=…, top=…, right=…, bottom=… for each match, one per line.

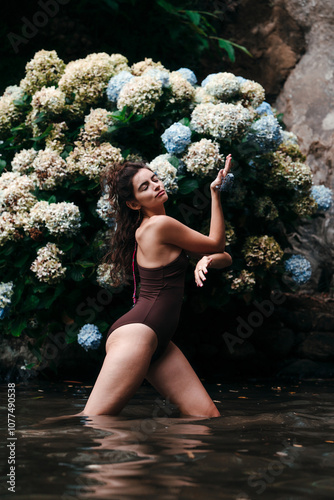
left=100, top=161, right=153, bottom=278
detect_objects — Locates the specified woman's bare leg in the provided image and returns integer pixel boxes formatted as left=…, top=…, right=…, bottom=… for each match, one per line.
left=146, top=342, right=220, bottom=418
left=82, top=324, right=158, bottom=416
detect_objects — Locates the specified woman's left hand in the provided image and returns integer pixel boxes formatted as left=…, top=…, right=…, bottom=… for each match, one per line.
left=194, top=256, right=212, bottom=287
left=210, top=153, right=232, bottom=191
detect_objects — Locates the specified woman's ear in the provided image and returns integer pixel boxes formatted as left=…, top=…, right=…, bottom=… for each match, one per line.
left=126, top=200, right=141, bottom=211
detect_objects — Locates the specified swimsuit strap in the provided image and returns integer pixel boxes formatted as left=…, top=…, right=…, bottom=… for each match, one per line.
left=132, top=241, right=137, bottom=306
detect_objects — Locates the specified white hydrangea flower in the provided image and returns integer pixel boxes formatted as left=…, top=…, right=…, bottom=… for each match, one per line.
left=30, top=243, right=66, bottom=284
left=96, top=263, right=125, bottom=289
left=32, top=148, right=68, bottom=190
left=169, top=72, right=195, bottom=104
left=66, top=143, right=123, bottom=180
left=0, top=212, right=17, bottom=246
left=149, top=154, right=178, bottom=193
left=45, top=122, right=68, bottom=153
left=79, top=108, right=115, bottom=143
left=117, top=74, right=163, bottom=116
left=25, top=201, right=81, bottom=235
left=0, top=281, right=14, bottom=308
left=96, top=194, right=116, bottom=226
left=190, top=102, right=252, bottom=140
left=194, top=87, right=218, bottom=105
left=31, top=86, right=66, bottom=115
left=11, top=148, right=38, bottom=174
left=20, top=50, right=66, bottom=94
left=0, top=85, right=25, bottom=135
left=131, top=58, right=166, bottom=76
left=239, top=79, right=265, bottom=108
left=182, top=139, right=224, bottom=176
left=0, top=173, right=37, bottom=213
left=58, top=52, right=129, bottom=116
left=203, top=72, right=240, bottom=101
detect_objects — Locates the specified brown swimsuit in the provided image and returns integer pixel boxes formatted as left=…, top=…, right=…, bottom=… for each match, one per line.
left=106, top=249, right=189, bottom=363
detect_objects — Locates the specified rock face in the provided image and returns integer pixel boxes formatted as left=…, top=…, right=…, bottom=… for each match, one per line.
left=275, top=0, right=334, bottom=293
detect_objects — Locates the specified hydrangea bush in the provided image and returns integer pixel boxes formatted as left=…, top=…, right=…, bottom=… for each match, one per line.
left=0, top=50, right=332, bottom=370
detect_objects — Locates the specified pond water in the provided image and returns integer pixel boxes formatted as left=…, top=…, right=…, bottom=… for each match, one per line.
left=1, top=379, right=334, bottom=499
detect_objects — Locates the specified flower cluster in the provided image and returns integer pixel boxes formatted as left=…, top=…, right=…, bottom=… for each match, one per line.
left=239, top=79, right=265, bottom=108
left=0, top=172, right=36, bottom=214
left=66, top=143, right=123, bottom=180
left=161, top=123, right=192, bottom=154
left=79, top=108, right=114, bottom=144
left=190, top=102, right=252, bottom=140
left=176, top=68, right=197, bottom=85
left=245, top=115, right=283, bottom=154
left=96, top=194, right=116, bottom=226
left=77, top=324, right=102, bottom=351
left=58, top=53, right=128, bottom=116
left=255, top=101, right=273, bottom=116
left=264, top=152, right=312, bottom=192
left=11, top=148, right=38, bottom=174
left=182, top=138, right=224, bottom=176
left=45, top=122, right=68, bottom=153
left=203, top=72, right=240, bottom=101
left=149, top=154, right=178, bottom=193
left=20, top=50, right=66, bottom=95
left=131, top=58, right=165, bottom=76
left=106, top=71, right=134, bottom=102
left=242, top=235, right=283, bottom=269
left=168, top=71, right=195, bottom=104
left=26, top=201, right=81, bottom=236
left=32, top=148, right=68, bottom=190
left=96, top=263, right=125, bottom=289
left=31, top=86, right=66, bottom=117
left=284, top=254, right=312, bottom=284
left=311, top=185, right=333, bottom=211
left=291, top=194, right=318, bottom=217
left=0, top=281, right=14, bottom=320
left=194, top=87, right=218, bottom=105
left=230, top=269, right=256, bottom=292
left=145, top=68, right=170, bottom=88
left=117, top=74, right=163, bottom=116
left=0, top=86, right=25, bottom=136
left=0, top=212, right=19, bottom=246
left=30, top=243, right=66, bottom=283
left=254, top=196, right=279, bottom=220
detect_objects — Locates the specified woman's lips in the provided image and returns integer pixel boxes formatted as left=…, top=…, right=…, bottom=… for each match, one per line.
left=156, top=190, right=165, bottom=197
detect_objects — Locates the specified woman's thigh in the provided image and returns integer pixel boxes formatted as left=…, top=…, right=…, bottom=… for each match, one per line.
left=84, top=324, right=158, bottom=416
left=145, top=342, right=220, bottom=418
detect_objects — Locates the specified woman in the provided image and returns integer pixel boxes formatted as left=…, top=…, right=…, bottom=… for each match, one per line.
left=82, top=155, right=233, bottom=418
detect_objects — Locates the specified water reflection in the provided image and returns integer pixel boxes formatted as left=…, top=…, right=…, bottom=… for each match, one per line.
left=1, top=380, right=334, bottom=499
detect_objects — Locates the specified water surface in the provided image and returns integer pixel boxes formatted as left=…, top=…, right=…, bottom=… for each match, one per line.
left=1, top=379, right=334, bottom=499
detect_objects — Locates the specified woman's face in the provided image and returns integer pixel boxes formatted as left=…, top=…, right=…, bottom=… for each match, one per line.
left=131, top=168, right=168, bottom=211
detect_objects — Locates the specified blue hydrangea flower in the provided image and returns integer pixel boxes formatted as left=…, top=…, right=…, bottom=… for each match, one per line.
left=201, top=74, right=217, bottom=87
left=106, top=71, right=134, bottom=102
left=255, top=101, right=273, bottom=116
left=236, top=76, right=248, bottom=84
left=145, top=69, right=170, bottom=88
left=161, top=123, right=192, bottom=154
left=0, top=282, right=14, bottom=319
left=0, top=306, right=10, bottom=320
left=311, top=185, right=333, bottom=211
left=77, top=324, right=102, bottom=351
left=284, top=255, right=312, bottom=284
left=176, top=68, right=197, bottom=85
left=245, top=115, right=283, bottom=154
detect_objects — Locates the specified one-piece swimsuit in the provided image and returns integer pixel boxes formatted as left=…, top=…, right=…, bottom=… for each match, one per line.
left=106, top=248, right=189, bottom=363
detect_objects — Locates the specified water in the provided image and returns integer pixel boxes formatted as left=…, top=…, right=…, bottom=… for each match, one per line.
left=1, top=379, right=334, bottom=499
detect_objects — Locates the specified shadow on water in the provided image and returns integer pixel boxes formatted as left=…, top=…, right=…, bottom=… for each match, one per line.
left=1, top=380, right=334, bottom=499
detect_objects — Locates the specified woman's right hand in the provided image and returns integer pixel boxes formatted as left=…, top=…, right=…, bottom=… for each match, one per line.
left=210, top=154, right=232, bottom=191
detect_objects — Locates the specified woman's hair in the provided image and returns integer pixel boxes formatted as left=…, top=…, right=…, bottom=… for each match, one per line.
left=101, top=161, right=153, bottom=277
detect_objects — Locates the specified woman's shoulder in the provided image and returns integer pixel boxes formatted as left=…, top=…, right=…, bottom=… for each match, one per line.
left=136, top=215, right=173, bottom=240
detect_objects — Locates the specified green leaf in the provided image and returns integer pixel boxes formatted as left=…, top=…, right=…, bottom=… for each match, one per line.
left=10, top=317, right=28, bottom=337
left=184, top=10, right=201, bottom=25
left=75, top=260, right=96, bottom=268
left=70, top=268, right=85, bottom=282
left=48, top=195, right=57, bottom=203
left=13, top=253, right=30, bottom=268
left=178, top=178, right=199, bottom=194
left=156, top=0, right=178, bottom=14
left=218, top=39, right=235, bottom=62
left=167, top=156, right=179, bottom=168
left=20, top=295, right=40, bottom=313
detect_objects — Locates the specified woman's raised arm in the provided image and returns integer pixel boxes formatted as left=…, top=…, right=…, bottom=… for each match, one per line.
left=156, top=154, right=232, bottom=254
